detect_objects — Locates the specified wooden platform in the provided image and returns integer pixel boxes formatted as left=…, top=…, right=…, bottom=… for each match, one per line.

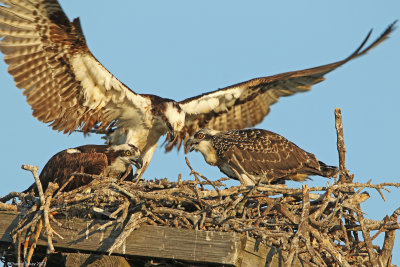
left=0, top=211, right=303, bottom=266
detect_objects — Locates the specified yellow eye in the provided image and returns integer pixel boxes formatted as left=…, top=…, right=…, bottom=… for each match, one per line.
left=197, top=133, right=204, bottom=139
left=125, top=151, right=132, bottom=156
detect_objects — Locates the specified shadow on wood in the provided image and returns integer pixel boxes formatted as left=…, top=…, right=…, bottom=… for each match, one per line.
left=0, top=211, right=305, bottom=266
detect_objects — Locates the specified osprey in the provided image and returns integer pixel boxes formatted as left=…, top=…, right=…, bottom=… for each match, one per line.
left=23, top=144, right=143, bottom=194
left=186, top=129, right=338, bottom=185
left=0, top=0, right=395, bottom=177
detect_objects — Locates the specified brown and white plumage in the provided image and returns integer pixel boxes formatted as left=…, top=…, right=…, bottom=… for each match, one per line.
left=23, top=144, right=143, bottom=194
left=186, top=129, right=338, bottom=185
left=0, top=0, right=395, bottom=177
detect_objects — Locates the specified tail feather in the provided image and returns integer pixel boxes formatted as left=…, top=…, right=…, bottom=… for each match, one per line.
left=318, top=161, right=339, bottom=178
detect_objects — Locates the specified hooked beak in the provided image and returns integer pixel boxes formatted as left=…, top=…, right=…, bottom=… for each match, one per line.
left=185, top=138, right=198, bottom=153
left=166, top=121, right=177, bottom=142
left=131, top=157, right=143, bottom=169
left=168, top=131, right=176, bottom=142
left=167, top=128, right=180, bottom=146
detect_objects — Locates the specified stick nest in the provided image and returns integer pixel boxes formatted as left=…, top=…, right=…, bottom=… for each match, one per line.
left=1, top=165, right=399, bottom=266
left=1, top=108, right=400, bottom=267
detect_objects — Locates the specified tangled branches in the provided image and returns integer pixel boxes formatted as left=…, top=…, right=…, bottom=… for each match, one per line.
left=1, top=108, right=400, bottom=266
left=3, top=161, right=400, bottom=266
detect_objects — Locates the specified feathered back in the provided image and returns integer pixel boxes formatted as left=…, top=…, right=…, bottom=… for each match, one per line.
left=211, top=129, right=338, bottom=184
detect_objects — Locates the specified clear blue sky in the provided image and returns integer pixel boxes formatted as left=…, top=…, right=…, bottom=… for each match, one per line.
left=1, top=0, right=399, bottom=263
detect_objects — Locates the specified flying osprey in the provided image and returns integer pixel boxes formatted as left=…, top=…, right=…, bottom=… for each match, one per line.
left=0, top=0, right=396, bottom=177
left=186, top=129, right=338, bottom=185
left=23, top=144, right=142, bottom=194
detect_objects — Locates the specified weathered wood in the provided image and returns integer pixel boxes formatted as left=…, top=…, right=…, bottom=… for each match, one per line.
left=0, top=211, right=305, bottom=266
left=60, top=253, right=131, bottom=267
left=239, top=238, right=277, bottom=267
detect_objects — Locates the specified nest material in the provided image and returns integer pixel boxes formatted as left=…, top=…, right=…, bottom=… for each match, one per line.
left=2, top=163, right=400, bottom=267
left=1, top=108, right=400, bottom=267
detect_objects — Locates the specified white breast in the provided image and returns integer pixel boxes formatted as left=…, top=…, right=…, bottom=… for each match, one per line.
left=105, top=158, right=128, bottom=177
left=196, top=141, right=218, bottom=165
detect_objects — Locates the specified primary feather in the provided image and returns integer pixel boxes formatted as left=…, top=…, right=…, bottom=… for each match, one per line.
left=0, top=0, right=395, bottom=178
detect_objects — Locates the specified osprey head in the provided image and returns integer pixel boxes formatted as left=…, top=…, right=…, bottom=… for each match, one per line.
left=107, top=144, right=143, bottom=169
left=163, top=102, right=185, bottom=141
left=186, top=128, right=220, bottom=153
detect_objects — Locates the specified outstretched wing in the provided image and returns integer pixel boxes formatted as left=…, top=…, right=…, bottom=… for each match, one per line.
left=170, top=21, right=396, bottom=152
left=0, top=0, right=151, bottom=134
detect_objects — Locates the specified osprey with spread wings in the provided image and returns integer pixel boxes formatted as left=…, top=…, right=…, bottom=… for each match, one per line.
left=0, top=0, right=396, bottom=177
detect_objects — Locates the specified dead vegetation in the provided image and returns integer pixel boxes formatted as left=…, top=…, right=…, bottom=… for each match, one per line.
left=1, top=108, right=400, bottom=267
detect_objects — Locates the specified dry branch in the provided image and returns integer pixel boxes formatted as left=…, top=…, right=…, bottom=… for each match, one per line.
left=4, top=168, right=398, bottom=266
left=1, top=108, right=399, bottom=266
left=335, top=108, right=348, bottom=183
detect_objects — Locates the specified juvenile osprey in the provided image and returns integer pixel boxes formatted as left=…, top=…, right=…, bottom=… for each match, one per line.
left=23, top=144, right=143, bottom=194
left=0, top=0, right=395, bottom=177
left=186, top=129, right=338, bottom=185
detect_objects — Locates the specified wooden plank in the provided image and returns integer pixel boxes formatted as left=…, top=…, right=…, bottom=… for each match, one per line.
left=0, top=211, right=267, bottom=266
left=60, top=253, right=131, bottom=267
left=0, top=211, right=311, bottom=266
left=236, top=236, right=306, bottom=267
left=238, top=237, right=270, bottom=267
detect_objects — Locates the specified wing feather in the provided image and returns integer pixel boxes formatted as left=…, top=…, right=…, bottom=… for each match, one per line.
left=25, top=148, right=109, bottom=192
left=0, top=0, right=151, bottom=134
left=221, top=129, right=319, bottom=182
left=172, top=22, right=396, bottom=151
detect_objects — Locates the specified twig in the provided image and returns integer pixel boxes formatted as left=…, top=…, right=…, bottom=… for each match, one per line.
left=23, top=224, right=33, bottom=264
left=376, top=188, right=386, bottom=201
left=335, top=108, right=348, bottom=183
left=186, top=157, right=222, bottom=201
left=107, top=212, right=145, bottom=254
left=300, top=182, right=399, bottom=193
left=185, top=157, right=204, bottom=191
left=120, top=165, right=133, bottom=182
left=276, top=204, right=299, bottom=225
left=0, top=192, right=27, bottom=203
left=379, top=206, right=400, bottom=265
left=152, top=207, right=204, bottom=226
left=55, top=174, right=77, bottom=196
left=0, top=202, right=17, bottom=211
left=12, top=210, right=42, bottom=237
left=109, top=182, right=136, bottom=200
left=340, top=218, right=351, bottom=252
left=310, top=227, right=351, bottom=267
left=42, top=182, right=60, bottom=253
left=17, top=233, right=21, bottom=267
left=26, top=219, right=43, bottom=266
left=285, top=185, right=310, bottom=266
left=371, top=216, right=389, bottom=241
left=21, top=165, right=45, bottom=206
left=356, top=209, right=380, bottom=267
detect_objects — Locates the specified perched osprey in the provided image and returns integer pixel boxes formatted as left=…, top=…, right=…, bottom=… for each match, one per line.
left=186, top=129, right=338, bottom=185
left=0, top=0, right=395, bottom=177
left=23, top=144, right=143, bottom=194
